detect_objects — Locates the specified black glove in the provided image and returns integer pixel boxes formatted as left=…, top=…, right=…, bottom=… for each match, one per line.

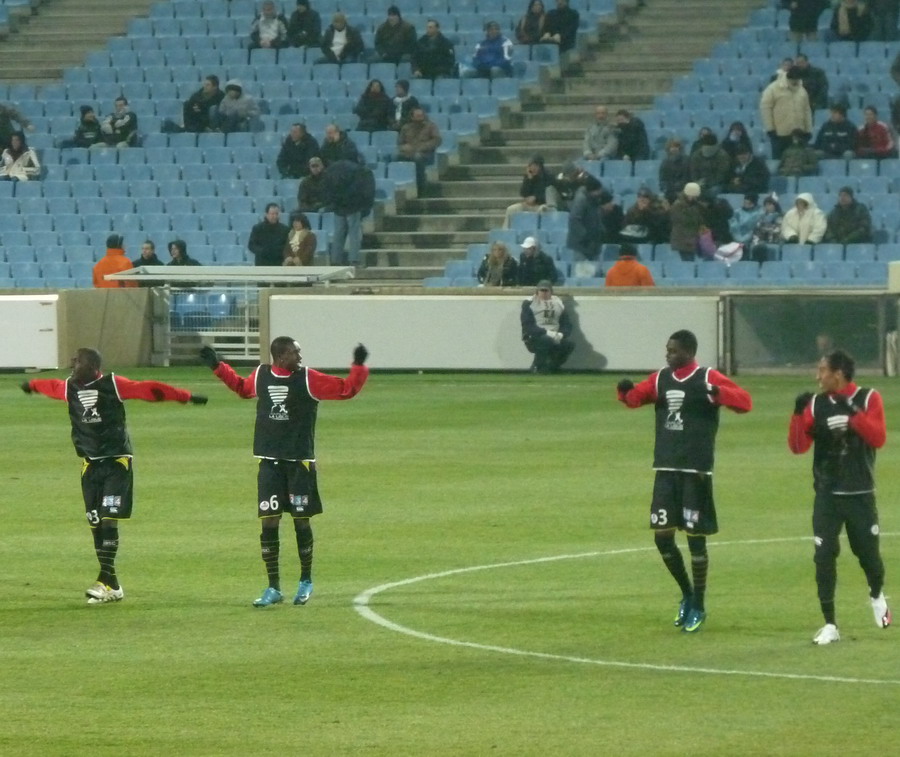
left=831, top=394, right=858, bottom=415
left=617, top=379, right=634, bottom=394
left=189, top=394, right=208, bottom=405
left=794, top=391, right=814, bottom=415
left=199, top=345, right=220, bottom=369
left=20, top=381, right=33, bottom=394
left=353, top=344, right=368, bottom=366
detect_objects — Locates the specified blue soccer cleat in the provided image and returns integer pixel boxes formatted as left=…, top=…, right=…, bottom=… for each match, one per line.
left=253, top=587, right=284, bottom=607
left=293, top=579, right=313, bottom=606
left=674, top=597, right=691, bottom=627
left=682, top=608, right=706, bottom=633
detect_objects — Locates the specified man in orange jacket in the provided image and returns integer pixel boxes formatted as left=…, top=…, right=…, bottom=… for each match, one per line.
left=93, top=233, right=137, bottom=288
left=604, top=242, right=655, bottom=287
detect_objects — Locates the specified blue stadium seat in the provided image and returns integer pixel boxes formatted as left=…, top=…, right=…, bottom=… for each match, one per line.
left=813, top=243, right=844, bottom=262
left=780, top=244, right=812, bottom=262
left=6, top=247, right=36, bottom=263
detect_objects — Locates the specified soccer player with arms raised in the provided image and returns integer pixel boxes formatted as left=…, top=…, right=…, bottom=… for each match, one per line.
left=21, top=348, right=208, bottom=604
left=616, top=329, right=752, bottom=633
left=200, top=337, right=368, bottom=607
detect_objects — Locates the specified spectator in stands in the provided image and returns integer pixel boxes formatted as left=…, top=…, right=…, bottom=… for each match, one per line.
left=397, top=106, right=441, bottom=192
left=282, top=212, right=317, bottom=266
left=250, top=0, right=288, bottom=49
left=131, top=240, right=164, bottom=269
left=354, top=79, right=394, bottom=132
left=869, top=0, right=900, bottom=41
left=69, top=105, right=103, bottom=148
left=728, top=146, right=770, bottom=195
left=320, top=123, right=361, bottom=165
left=287, top=0, right=322, bottom=48
left=520, top=279, right=574, bottom=373
left=856, top=105, right=896, bottom=159
left=793, top=54, right=829, bottom=111
left=778, top=128, right=819, bottom=176
left=322, top=159, right=375, bottom=266
left=814, top=103, right=857, bottom=159
left=824, top=186, right=873, bottom=244
left=781, top=192, right=827, bottom=244
left=605, top=242, right=655, bottom=287
left=720, top=120, right=753, bottom=163
left=582, top=105, right=618, bottom=161
left=786, top=0, right=829, bottom=42
left=248, top=204, right=291, bottom=266
left=555, top=160, right=600, bottom=210
left=100, top=96, right=138, bottom=147
left=621, top=187, right=670, bottom=245
left=211, top=80, right=260, bottom=134
left=700, top=190, right=734, bottom=246
left=689, top=125, right=715, bottom=155
left=466, top=21, right=513, bottom=79
left=828, top=0, right=872, bottom=42
left=542, top=0, right=580, bottom=52
left=689, top=133, right=731, bottom=196
left=0, top=102, right=33, bottom=151
left=598, top=190, right=624, bottom=242
left=181, top=75, right=225, bottom=134
left=93, top=234, right=136, bottom=288
left=391, top=80, right=420, bottom=129
left=760, top=65, right=812, bottom=160
left=518, top=236, right=559, bottom=286
left=412, top=19, right=456, bottom=79
left=503, top=155, right=559, bottom=228
left=728, top=193, right=762, bottom=247
left=298, top=156, right=328, bottom=212
left=658, top=137, right=691, bottom=203
left=167, top=240, right=203, bottom=267
left=319, top=12, right=364, bottom=64
left=516, top=0, right=547, bottom=45
left=669, top=182, right=705, bottom=262
left=749, top=194, right=784, bottom=261
left=614, top=109, right=650, bottom=161
left=0, top=132, right=40, bottom=182
left=478, top=241, right=519, bottom=286
left=374, top=6, right=416, bottom=63
left=277, top=123, right=320, bottom=179
left=566, top=173, right=605, bottom=260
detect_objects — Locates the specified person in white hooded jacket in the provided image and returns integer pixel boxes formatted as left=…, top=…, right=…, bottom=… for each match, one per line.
left=0, top=131, right=40, bottom=181
left=780, top=192, right=827, bottom=244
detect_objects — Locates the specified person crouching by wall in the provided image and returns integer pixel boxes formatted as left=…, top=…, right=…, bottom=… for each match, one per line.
left=520, top=279, right=575, bottom=374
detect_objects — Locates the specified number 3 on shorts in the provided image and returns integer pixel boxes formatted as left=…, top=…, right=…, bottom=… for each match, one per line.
left=651, top=508, right=668, bottom=527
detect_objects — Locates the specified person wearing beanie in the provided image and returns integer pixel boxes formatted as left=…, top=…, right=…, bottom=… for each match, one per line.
left=71, top=105, right=104, bottom=148
left=520, top=279, right=575, bottom=373
left=412, top=19, right=456, bottom=80
left=93, top=234, right=137, bottom=288
left=0, top=131, right=41, bottom=182
left=778, top=128, right=819, bottom=177
left=760, top=66, right=812, bottom=159
left=211, top=80, right=260, bottom=134
left=668, top=183, right=705, bottom=261
left=814, top=103, right=857, bottom=160
left=168, top=239, right=202, bottom=266
left=517, top=236, right=559, bottom=287
left=249, top=0, right=288, bottom=50
left=374, top=6, right=417, bottom=63
left=318, top=12, right=364, bottom=64
left=503, top=155, right=559, bottom=228
left=391, top=79, right=420, bottom=129
left=466, top=21, right=513, bottom=79
left=824, top=186, right=873, bottom=244
left=605, top=242, right=655, bottom=287
left=287, top=0, right=322, bottom=48
left=688, top=133, right=731, bottom=196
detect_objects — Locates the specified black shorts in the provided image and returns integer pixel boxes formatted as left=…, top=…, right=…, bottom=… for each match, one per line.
left=650, top=470, right=718, bottom=536
left=81, top=456, right=134, bottom=525
left=813, top=491, right=880, bottom=558
left=257, top=459, right=323, bottom=519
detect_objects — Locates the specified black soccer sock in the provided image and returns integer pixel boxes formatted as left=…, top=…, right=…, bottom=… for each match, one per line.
left=294, top=518, right=314, bottom=582
left=260, top=528, right=280, bottom=590
left=97, top=525, right=120, bottom=590
left=655, top=532, right=693, bottom=599
left=687, top=536, right=708, bottom=613
left=815, top=559, right=838, bottom=625
left=91, top=527, right=103, bottom=582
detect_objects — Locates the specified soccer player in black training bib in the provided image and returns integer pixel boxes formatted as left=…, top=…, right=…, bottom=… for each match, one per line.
left=789, top=349, right=891, bottom=645
left=201, top=337, right=368, bottom=607
left=617, top=330, right=752, bottom=633
left=21, top=348, right=208, bottom=604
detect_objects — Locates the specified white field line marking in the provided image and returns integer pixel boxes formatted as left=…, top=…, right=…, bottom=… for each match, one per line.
left=353, top=535, right=900, bottom=686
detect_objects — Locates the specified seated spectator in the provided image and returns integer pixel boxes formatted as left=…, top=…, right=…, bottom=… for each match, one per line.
left=93, top=233, right=136, bottom=288
left=566, top=173, right=605, bottom=260
left=287, top=0, right=322, bottom=48
left=250, top=0, right=288, bottom=50
left=277, top=122, right=320, bottom=179
left=374, top=6, right=416, bottom=63
left=794, top=53, right=829, bottom=111
left=100, top=96, right=138, bottom=147
left=0, top=132, right=40, bottom=181
left=720, top=120, right=753, bottom=163
left=298, top=156, right=327, bottom=212
left=319, top=12, right=364, bottom=64
left=0, top=102, right=34, bottom=152
left=614, top=110, right=650, bottom=161
left=781, top=192, right=827, bottom=244
left=857, top=105, right=896, bottom=159
left=582, top=105, right=618, bottom=161
left=248, top=204, right=291, bottom=266
left=168, top=239, right=202, bottom=266
left=728, top=146, right=770, bottom=195
left=478, top=241, right=519, bottom=286
left=668, top=182, right=705, bottom=262
left=555, top=160, right=600, bottom=210
left=824, top=186, right=872, bottom=244
left=503, top=155, right=559, bottom=228
left=131, top=240, right=164, bottom=268
left=778, top=128, right=819, bottom=176
left=320, top=122, right=360, bottom=165
left=787, top=0, right=828, bottom=42
left=700, top=190, right=734, bottom=246
left=397, top=106, right=441, bottom=192
left=516, top=0, right=547, bottom=45
left=598, top=190, right=624, bottom=241
left=658, top=137, right=691, bottom=203
left=283, top=212, right=317, bottom=265
left=211, top=80, right=260, bottom=134
left=621, top=187, right=670, bottom=245
left=520, top=280, right=574, bottom=373
left=465, top=21, right=513, bottom=79
left=391, top=80, right=420, bottom=130
left=749, top=194, right=784, bottom=261
left=70, top=105, right=104, bottom=148
left=181, top=75, right=224, bottom=134
left=605, top=242, right=655, bottom=287
left=518, top=236, right=559, bottom=286
left=828, top=0, right=872, bottom=42
left=814, top=103, right=857, bottom=159
left=354, top=79, right=394, bottom=132
left=542, top=0, right=580, bottom=52
left=412, top=19, right=456, bottom=79
left=689, top=125, right=715, bottom=155
left=689, top=133, right=731, bottom=195
left=728, top=193, right=762, bottom=247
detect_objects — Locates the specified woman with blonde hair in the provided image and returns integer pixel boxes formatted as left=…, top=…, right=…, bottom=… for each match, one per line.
left=477, top=241, right=519, bottom=286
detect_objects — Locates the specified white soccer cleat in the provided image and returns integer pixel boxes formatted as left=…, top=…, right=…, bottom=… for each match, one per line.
left=812, top=623, right=841, bottom=645
left=86, top=583, right=124, bottom=604
left=871, top=592, right=892, bottom=629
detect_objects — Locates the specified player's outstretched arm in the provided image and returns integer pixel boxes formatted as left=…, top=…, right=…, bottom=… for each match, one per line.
left=113, top=375, right=206, bottom=404
left=788, top=391, right=814, bottom=454
left=199, top=345, right=257, bottom=398
left=308, top=344, right=369, bottom=400
left=21, top=378, right=66, bottom=400
left=617, top=374, right=657, bottom=408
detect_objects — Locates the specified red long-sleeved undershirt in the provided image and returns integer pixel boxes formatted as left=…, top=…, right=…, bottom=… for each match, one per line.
left=617, top=361, right=753, bottom=413
left=212, top=362, right=369, bottom=400
left=788, top=383, right=886, bottom=454
left=27, top=375, right=193, bottom=403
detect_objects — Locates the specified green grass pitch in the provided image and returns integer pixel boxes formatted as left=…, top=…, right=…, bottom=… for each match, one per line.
left=3, top=369, right=899, bottom=756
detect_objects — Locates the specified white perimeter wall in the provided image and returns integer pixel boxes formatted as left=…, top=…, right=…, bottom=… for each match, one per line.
left=0, top=295, right=59, bottom=369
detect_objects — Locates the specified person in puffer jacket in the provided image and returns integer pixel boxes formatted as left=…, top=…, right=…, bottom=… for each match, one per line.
left=780, top=192, right=827, bottom=244
left=467, top=21, right=513, bottom=78
left=211, top=80, right=260, bottom=133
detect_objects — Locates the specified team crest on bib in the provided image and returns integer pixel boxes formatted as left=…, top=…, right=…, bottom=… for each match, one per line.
left=665, top=390, right=685, bottom=431
left=77, top=390, right=102, bottom=423
left=268, top=386, right=290, bottom=420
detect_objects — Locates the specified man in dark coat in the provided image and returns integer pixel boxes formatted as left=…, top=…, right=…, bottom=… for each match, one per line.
left=248, top=204, right=291, bottom=266
left=277, top=123, right=320, bottom=179
left=182, top=75, right=225, bottom=133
